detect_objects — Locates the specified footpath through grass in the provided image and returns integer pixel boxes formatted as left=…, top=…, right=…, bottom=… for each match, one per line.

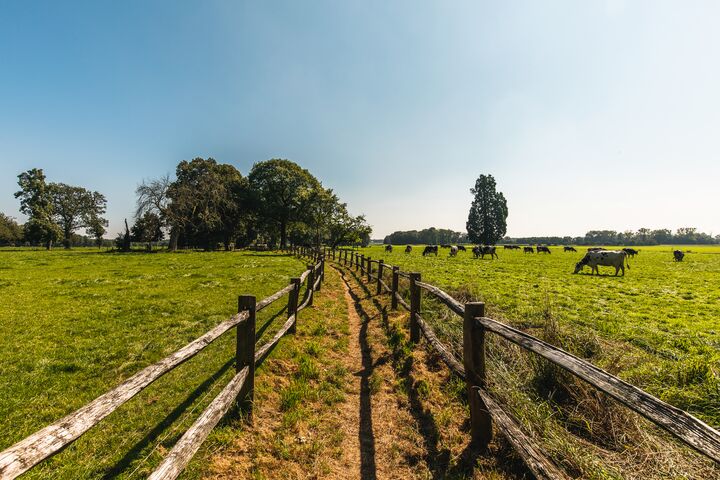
left=0, top=248, right=304, bottom=479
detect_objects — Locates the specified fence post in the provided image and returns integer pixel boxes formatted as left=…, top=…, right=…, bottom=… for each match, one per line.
left=463, top=302, right=491, bottom=449
left=306, top=264, right=315, bottom=307
left=376, top=260, right=384, bottom=295
left=391, top=266, right=399, bottom=310
left=366, top=257, right=372, bottom=282
left=409, top=272, right=421, bottom=343
left=359, top=254, right=364, bottom=273
left=288, top=278, right=300, bottom=334
left=320, top=255, right=325, bottom=283
left=237, top=295, right=256, bottom=421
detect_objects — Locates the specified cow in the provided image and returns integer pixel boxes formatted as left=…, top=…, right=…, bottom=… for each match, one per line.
left=473, top=245, right=498, bottom=259
left=422, top=245, right=438, bottom=256
left=673, top=250, right=685, bottom=262
left=457, top=245, right=466, bottom=252
left=564, top=246, right=577, bottom=252
left=440, top=244, right=451, bottom=249
left=622, top=248, right=639, bottom=257
left=574, top=250, right=629, bottom=276
left=523, top=246, right=534, bottom=254
left=587, top=247, right=605, bottom=252
left=405, top=245, right=412, bottom=254
left=537, top=246, right=551, bottom=254
left=385, top=244, right=393, bottom=252
left=449, top=246, right=459, bottom=257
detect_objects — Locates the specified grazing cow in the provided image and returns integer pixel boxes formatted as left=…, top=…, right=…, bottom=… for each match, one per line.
left=564, top=246, right=577, bottom=252
left=457, top=245, right=466, bottom=252
left=674, top=250, right=685, bottom=262
left=385, top=244, right=393, bottom=252
left=574, top=250, right=629, bottom=276
left=523, top=246, right=534, bottom=254
left=440, top=244, right=451, bottom=249
left=587, top=247, right=605, bottom=252
left=473, top=245, right=498, bottom=259
left=537, top=246, right=551, bottom=254
left=450, top=246, right=459, bottom=257
left=405, top=245, right=412, bottom=254
left=622, top=248, right=639, bottom=257
left=503, top=245, right=513, bottom=250
left=422, top=245, right=439, bottom=256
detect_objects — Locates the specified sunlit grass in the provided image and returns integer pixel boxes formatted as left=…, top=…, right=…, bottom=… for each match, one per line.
left=0, top=248, right=304, bottom=479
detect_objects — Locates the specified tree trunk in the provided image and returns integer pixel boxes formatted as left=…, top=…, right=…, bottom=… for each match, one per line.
left=169, top=227, right=179, bottom=251
left=46, top=239, right=53, bottom=250
left=280, top=221, right=287, bottom=249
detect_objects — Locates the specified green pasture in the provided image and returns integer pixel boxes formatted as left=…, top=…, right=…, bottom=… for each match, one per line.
left=358, top=244, right=720, bottom=426
left=0, top=248, right=305, bottom=479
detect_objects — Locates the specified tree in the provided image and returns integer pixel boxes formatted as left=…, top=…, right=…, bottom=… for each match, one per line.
left=51, top=183, right=107, bottom=248
left=131, top=212, right=164, bottom=250
left=248, top=159, right=321, bottom=248
left=116, top=219, right=132, bottom=252
left=15, top=169, right=61, bottom=249
left=136, top=175, right=175, bottom=247
left=466, top=174, right=508, bottom=245
left=167, top=158, right=250, bottom=250
left=0, top=213, right=23, bottom=246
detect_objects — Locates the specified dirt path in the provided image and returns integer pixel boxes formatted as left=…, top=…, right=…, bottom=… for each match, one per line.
left=204, top=264, right=522, bottom=479
left=328, top=266, right=428, bottom=479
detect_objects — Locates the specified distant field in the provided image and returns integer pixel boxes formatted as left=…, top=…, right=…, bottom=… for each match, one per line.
left=358, top=244, right=720, bottom=426
left=0, top=249, right=304, bottom=479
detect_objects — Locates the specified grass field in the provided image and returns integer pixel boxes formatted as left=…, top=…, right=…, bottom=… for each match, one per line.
left=358, top=244, right=720, bottom=427
left=0, top=248, right=305, bottom=479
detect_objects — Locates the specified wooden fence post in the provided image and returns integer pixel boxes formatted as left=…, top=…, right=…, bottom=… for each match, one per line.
left=237, top=295, right=256, bottom=421
left=391, top=266, right=399, bottom=310
left=463, top=302, right=492, bottom=449
left=359, top=254, right=364, bottom=273
left=366, top=257, right=372, bottom=282
left=409, top=273, right=421, bottom=343
left=288, top=278, right=300, bottom=334
left=306, top=265, right=315, bottom=307
left=376, top=260, right=384, bottom=295
left=320, top=256, right=325, bottom=283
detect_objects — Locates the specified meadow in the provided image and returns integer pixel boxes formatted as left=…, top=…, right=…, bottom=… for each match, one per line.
left=0, top=248, right=305, bottom=479
left=359, top=244, right=720, bottom=427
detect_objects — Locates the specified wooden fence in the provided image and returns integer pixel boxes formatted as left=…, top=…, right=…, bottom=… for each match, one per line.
left=317, top=246, right=720, bottom=479
left=0, top=256, right=325, bottom=480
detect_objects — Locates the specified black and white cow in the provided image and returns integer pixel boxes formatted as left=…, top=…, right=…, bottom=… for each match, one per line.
left=574, top=250, right=629, bottom=276
left=587, top=247, right=605, bottom=253
left=423, top=245, right=439, bottom=256
left=449, top=246, right=459, bottom=257
left=622, top=248, right=639, bottom=257
left=405, top=245, right=412, bottom=254
left=523, top=246, right=534, bottom=254
left=564, top=246, right=577, bottom=252
left=673, top=250, right=685, bottom=262
left=473, top=245, right=498, bottom=259
left=537, top=246, right=551, bottom=254
left=457, top=245, right=467, bottom=252
left=385, top=244, right=393, bottom=252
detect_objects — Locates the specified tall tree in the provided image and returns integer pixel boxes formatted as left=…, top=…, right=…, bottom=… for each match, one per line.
left=15, top=169, right=61, bottom=249
left=51, top=184, right=107, bottom=248
left=466, top=174, right=508, bottom=245
left=135, top=175, right=176, bottom=248
left=131, top=211, right=164, bottom=251
left=248, top=159, right=320, bottom=248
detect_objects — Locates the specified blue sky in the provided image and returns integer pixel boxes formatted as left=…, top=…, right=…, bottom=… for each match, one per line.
left=1, top=1, right=719, bottom=238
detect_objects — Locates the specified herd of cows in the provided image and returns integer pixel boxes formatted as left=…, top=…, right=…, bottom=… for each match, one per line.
left=382, top=244, right=687, bottom=276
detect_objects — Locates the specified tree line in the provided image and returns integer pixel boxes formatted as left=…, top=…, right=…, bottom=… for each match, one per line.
left=1, top=158, right=372, bottom=250
left=505, top=228, right=720, bottom=246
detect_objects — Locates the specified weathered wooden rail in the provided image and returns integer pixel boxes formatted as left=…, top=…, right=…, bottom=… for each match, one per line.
left=0, top=256, right=324, bottom=480
left=327, top=246, right=720, bottom=478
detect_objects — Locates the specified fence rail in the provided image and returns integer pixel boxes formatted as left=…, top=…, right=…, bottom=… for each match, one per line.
left=0, top=254, right=325, bottom=480
left=329, top=246, right=720, bottom=477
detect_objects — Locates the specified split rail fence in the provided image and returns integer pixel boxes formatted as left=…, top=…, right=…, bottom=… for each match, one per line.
left=304, top=245, right=720, bottom=479
left=0, top=257, right=325, bottom=480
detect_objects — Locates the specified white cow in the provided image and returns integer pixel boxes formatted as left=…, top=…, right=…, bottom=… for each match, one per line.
left=449, top=245, right=459, bottom=257
left=574, top=250, right=629, bottom=276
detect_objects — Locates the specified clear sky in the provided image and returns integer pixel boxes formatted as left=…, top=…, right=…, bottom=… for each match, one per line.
left=1, top=1, right=719, bottom=239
